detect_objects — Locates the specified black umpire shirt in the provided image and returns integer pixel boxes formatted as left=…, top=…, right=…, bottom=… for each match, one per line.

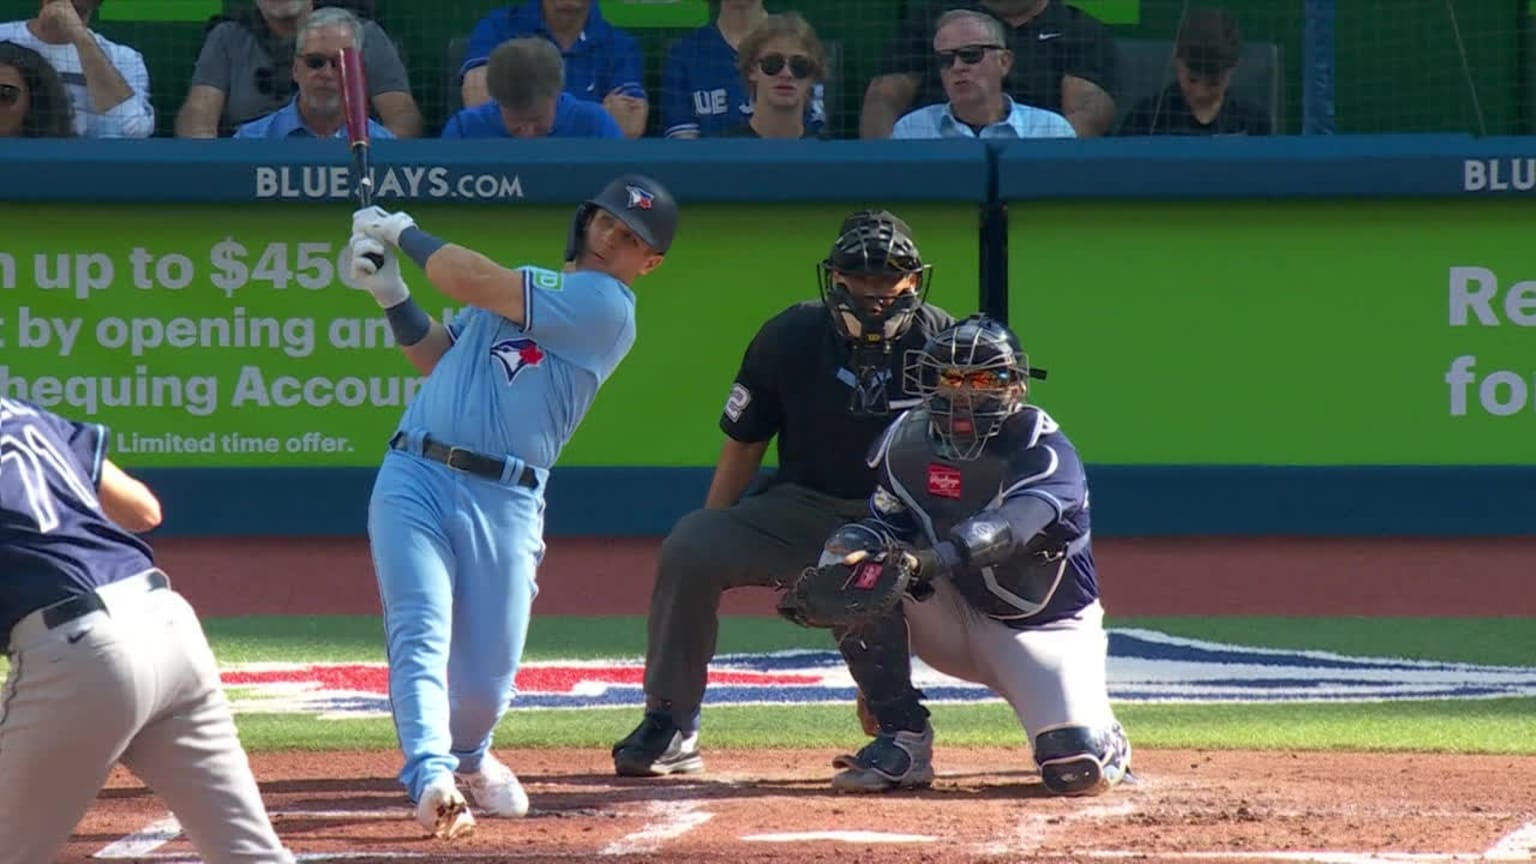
left=720, top=301, right=955, bottom=501
left=881, top=0, right=1119, bottom=116
left=1117, top=83, right=1274, bottom=136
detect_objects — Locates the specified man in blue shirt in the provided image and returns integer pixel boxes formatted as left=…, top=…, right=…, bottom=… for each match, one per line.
left=234, top=6, right=394, bottom=140
left=345, top=172, right=678, bottom=839
left=459, top=1, right=646, bottom=137
left=441, top=37, right=622, bottom=139
left=0, top=398, right=294, bottom=863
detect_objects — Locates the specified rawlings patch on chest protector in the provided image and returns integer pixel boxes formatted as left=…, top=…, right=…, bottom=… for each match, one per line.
left=927, top=463, right=962, bottom=499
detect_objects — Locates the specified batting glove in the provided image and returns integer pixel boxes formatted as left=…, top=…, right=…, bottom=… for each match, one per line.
left=352, top=205, right=417, bottom=247
left=341, top=234, right=409, bottom=308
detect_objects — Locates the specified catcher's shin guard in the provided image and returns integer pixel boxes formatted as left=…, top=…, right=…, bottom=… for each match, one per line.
left=830, top=722, right=935, bottom=792
left=1033, top=722, right=1132, bottom=796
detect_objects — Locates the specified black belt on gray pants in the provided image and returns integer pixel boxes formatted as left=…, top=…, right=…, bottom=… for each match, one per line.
left=41, top=569, right=170, bottom=630
left=390, top=432, right=538, bottom=489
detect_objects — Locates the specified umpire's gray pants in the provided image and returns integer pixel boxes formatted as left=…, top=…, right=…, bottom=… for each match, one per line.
left=643, top=481, right=868, bottom=717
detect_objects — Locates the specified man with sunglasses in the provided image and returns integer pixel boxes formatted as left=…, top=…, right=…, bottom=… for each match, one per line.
left=233, top=6, right=392, bottom=139
left=0, top=0, right=153, bottom=137
left=777, top=314, right=1134, bottom=797
left=611, top=210, right=955, bottom=778
left=891, top=9, right=1076, bottom=140
left=720, top=11, right=827, bottom=139
left=860, top=0, right=1117, bottom=139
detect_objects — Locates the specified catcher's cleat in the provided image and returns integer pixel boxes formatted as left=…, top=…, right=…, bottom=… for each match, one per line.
left=415, top=775, right=475, bottom=840
left=456, top=753, right=529, bottom=818
left=830, top=722, right=935, bottom=792
left=612, top=711, right=704, bottom=777
left=1036, top=722, right=1133, bottom=797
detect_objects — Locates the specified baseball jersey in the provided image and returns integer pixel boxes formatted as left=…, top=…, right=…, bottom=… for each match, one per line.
left=720, top=301, right=954, bottom=501
left=0, top=398, right=156, bottom=642
left=394, top=266, right=636, bottom=471
left=867, top=404, right=1098, bottom=626
left=459, top=3, right=644, bottom=105
left=1117, top=83, right=1274, bottom=136
left=661, top=23, right=827, bottom=138
left=0, top=21, right=153, bottom=138
left=880, top=0, right=1118, bottom=116
left=439, top=92, right=624, bottom=139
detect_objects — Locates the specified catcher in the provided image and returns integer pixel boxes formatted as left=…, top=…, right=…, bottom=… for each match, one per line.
left=778, top=313, right=1133, bottom=796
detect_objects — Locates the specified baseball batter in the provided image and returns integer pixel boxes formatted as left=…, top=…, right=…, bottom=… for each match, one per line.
left=0, top=398, right=293, bottom=863
left=345, top=174, right=677, bottom=839
left=612, top=210, right=955, bottom=777
left=779, top=314, right=1133, bottom=796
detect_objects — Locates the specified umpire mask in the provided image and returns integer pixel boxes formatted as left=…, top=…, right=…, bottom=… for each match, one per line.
left=816, top=211, right=933, bottom=414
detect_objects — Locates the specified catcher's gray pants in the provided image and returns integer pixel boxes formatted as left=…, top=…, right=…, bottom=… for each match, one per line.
left=0, top=570, right=294, bottom=864
left=643, top=481, right=867, bottom=718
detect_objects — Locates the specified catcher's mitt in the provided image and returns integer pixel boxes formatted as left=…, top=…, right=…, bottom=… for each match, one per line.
left=777, top=523, right=921, bottom=629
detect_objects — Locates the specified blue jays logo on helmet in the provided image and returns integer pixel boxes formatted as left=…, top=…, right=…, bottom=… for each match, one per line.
left=625, top=185, right=654, bottom=210
left=490, top=338, right=545, bottom=384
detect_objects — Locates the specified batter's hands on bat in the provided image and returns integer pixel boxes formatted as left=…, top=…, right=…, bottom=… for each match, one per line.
left=352, top=205, right=417, bottom=247
left=341, top=234, right=409, bottom=308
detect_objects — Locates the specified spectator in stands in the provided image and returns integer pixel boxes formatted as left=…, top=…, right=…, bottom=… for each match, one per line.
left=890, top=9, right=1074, bottom=139
left=662, top=0, right=825, bottom=139
left=720, top=12, right=825, bottom=139
left=459, top=1, right=647, bottom=138
left=233, top=7, right=391, bottom=139
left=0, top=0, right=152, bottom=138
left=0, top=40, right=74, bottom=137
left=440, top=37, right=622, bottom=139
left=1117, top=8, right=1271, bottom=136
left=860, top=0, right=1116, bottom=139
left=176, top=0, right=420, bottom=139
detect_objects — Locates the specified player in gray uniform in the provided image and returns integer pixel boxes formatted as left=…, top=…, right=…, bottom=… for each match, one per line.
left=0, top=397, right=293, bottom=864
left=781, top=314, right=1132, bottom=796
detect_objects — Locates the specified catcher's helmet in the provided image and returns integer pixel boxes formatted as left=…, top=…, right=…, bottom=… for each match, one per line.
left=564, top=173, right=678, bottom=262
left=816, top=209, right=932, bottom=346
left=903, top=314, right=1047, bottom=460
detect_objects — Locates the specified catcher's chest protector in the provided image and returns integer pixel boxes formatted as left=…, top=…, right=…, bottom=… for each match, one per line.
left=881, top=410, right=1073, bottom=620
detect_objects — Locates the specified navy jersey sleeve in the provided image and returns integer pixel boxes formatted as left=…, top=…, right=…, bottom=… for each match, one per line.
left=718, top=318, right=784, bottom=443
left=1000, top=416, right=1088, bottom=521
left=30, top=402, right=108, bottom=485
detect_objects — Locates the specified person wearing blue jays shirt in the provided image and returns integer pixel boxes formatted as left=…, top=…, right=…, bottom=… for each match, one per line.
left=342, top=173, right=678, bottom=839
left=440, top=37, right=622, bottom=139
left=233, top=7, right=395, bottom=140
left=662, top=0, right=825, bottom=139
left=459, top=0, right=646, bottom=138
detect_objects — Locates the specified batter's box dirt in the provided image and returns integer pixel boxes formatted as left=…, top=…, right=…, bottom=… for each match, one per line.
left=69, top=748, right=1536, bottom=864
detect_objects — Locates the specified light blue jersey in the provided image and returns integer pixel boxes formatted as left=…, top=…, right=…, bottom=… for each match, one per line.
left=395, top=266, right=636, bottom=469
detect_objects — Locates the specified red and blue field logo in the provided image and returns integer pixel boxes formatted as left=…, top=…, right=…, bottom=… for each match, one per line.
left=220, top=630, right=1536, bottom=719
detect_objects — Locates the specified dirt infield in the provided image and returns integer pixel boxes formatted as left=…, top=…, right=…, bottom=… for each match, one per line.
left=72, top=748, right=1536, bottom=863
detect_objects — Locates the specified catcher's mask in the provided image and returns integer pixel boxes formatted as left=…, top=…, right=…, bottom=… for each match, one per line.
left=903, top=314, right=1047, bottom=461
left=564, top=173, right=678, bottom=263
left=816, top=210, right=932, bottom=414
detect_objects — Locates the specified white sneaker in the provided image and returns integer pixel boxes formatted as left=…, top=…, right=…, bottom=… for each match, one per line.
left=456, top=752, right=530, bottom=818
left=415, top=775, right=475, bottom=840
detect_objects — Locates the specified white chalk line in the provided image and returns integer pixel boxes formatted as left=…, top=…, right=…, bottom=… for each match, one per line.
left=93, top=815, right=182, bottom=859
left=1486, top=820, right=1536, bottom=860
left=1080, top=853, right=1521, bottom=863
left=599, top=799, right=713, bottom=856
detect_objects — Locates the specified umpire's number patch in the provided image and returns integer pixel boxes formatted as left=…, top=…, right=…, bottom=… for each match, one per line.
left=724, top=383, right=752, bottom=422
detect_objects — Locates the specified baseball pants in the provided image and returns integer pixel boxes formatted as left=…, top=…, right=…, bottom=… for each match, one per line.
left=903, top=577, right=1120, bottom=740
left=0, top=570, right=292, bottom=864
left=643, top=481, right=868, bottom=719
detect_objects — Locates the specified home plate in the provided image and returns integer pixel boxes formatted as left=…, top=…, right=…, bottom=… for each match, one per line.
left=742, top=831, right=937, bottom=844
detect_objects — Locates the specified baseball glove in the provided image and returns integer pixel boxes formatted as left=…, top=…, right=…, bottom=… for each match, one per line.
left=777, top=523, right=921, bottom=630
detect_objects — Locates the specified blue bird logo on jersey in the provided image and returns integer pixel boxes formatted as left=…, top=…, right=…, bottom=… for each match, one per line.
left=490, top=338, right=545, bottom=384
left=626, top=185, right=654, bottom=210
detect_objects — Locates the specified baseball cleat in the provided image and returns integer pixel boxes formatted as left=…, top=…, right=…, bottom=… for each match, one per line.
left=612, top=711, right=704, bottom=777
left=830, top=722, right=935, bottom=793
left=416, top=775, right=475, bottom=840
left=456, top=753, right=530, bottom=818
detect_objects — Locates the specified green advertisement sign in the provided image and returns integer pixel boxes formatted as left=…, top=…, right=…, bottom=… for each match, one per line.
left=1008, top=200, right=1536, bottom=465
left=0, top=202, right=979, bottom=468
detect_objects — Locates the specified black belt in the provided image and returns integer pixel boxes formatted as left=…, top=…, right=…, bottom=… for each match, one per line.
left=41, top=570, right=170, bottom=630
left=390, top=432, right=538, bottom=489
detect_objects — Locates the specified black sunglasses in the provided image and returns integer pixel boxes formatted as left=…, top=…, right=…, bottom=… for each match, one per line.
left=757, top=53, right=814, bottom=79
left=936, top=44, right=1004, bottom=68
left=300, top=53, right=340, bottom=71
left=0, top=83, right=19, bottom=106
